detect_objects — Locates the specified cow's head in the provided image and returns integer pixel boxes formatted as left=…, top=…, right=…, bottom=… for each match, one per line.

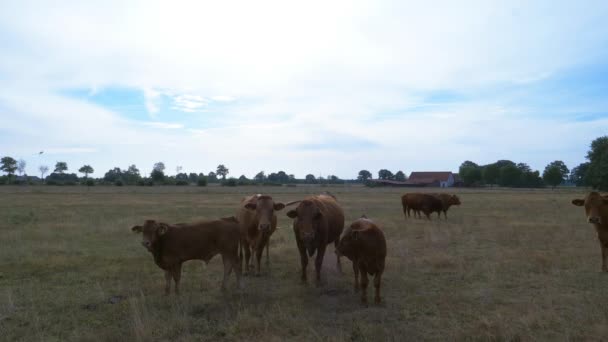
left=287, top=200, right=321, bottom=254
left=450, top=195, right=461, bottom=205
left=131, top=220, right=170, bottom=252
left=244, top=195, right=285, bottom=233
left=337, top=216, right=370, bottom=257
left=572, top=192, right=608, bottom=225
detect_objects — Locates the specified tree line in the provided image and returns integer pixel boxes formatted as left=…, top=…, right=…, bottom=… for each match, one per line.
left=1, top=136, right=606, bottom=189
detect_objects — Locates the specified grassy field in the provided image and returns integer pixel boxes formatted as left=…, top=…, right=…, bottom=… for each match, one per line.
left=1, top=185, right=607, bottom=341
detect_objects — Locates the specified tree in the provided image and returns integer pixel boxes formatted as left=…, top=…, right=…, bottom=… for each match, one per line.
left=104, top=167, right=123, bottom=183
left=1, top=157, right=17, bottom=183
left=305, top=174, right=317, bottom=184
left=17, top=159, right=26, bottom=176
left=570, top=162, right=590, bottom=186
left=394, top=171, right=406, bottom=182
left=188, top=173, right=199, bottom=184
left=78, top=165, right=94, bottom=179
left=153, top=162, right=165, bottom=172
left=459, top=161, right=482, bottom=186
left=543, top=165, right=563, bottom=189
left=208, top=172, right=218, bottom=183
left=151, top=169, right=165, bottom=184
left=357, top=170, right=372, bottom=182
left=546, top=160, right=569, bottom=179
left=54, top=161, right=68, bottom=174
left=482, top=163, right=500, bottom=186
left=216, top=164, right=229, bottom=180
left=254, top=171, right=266, bottom=183
left=124, top=165, right=141, bottom=185
left=498, top=164, right=522, bottom=187
left=378, top=169, right=394, bottom=180
left=585, top=136, right=608, bottom=190
left=39, top=165, right=49, bottom=182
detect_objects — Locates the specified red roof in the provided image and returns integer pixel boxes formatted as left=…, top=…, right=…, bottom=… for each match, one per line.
left=408, top=172, right=453, bottom=183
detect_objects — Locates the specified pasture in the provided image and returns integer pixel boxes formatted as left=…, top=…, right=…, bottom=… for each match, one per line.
left=1, top=185, right=607, bottom=341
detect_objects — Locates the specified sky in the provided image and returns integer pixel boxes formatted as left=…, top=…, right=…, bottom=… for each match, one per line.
left=1, top=0, right=607, bottom=179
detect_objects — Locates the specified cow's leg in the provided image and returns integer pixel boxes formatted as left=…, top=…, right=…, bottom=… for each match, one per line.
left=601, top=240, right=608, bottom=272
left=164, top=270, right=172, bottom=295
left=335, top=240, right=343, bottom=273
left=244, top=242, right=252, bottom=275
left=221, top=253, right=232, bottom=290
left=254, top=241, right=264, bottom=276
left=353, top=262, right=360, bottom=292
left=265, top=237, right=270, bottom=267
left=297, top=240, right=308, bottom=283
left=233, top=253, right=242, bottom=290
left=444, top=210, right=448, bottom=220
left=314, top=245, right=326, bottom=287
left=172, top=263, right=182, bottom=295
left=360, top=266, right=369, bottom=304
left=374, top=271, right=382, bottom=304
left=239, top=239, right=244, bottom=274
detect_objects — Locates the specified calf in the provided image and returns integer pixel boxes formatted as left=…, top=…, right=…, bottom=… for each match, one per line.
left=286, top=193, right=344, bottom=285
left=572, top=192, right=608, bottom=272
left=337, top=216, right=386, bottom=304
left=237, top=194, right=285, bottom=276
left=131, top=217, right=241, bottom=295
left=433, top=193, right=461, bottom=219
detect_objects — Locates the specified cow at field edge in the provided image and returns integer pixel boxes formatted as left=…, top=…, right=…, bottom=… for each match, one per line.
left=286, top=193, right=345, bottom=285
left=337, top=216, right=386, bottom=304
left=433, top=193, right=461, bottom=219
left=131, top=217, right=241, bottom=295
left=401, top=193, right=443, bottom=220
left=572, top=192, right=608, bottom=272
left=237, top=194, right=285, bottom=276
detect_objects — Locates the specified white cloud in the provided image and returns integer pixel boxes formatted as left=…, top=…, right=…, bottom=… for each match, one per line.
left=143, top=88, right=161, bottom=117
left=171, top=94, right=208, bottom=113
left=143, top=122, right=184, bottom=129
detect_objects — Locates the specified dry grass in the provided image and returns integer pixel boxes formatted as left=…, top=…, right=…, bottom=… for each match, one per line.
left=1, top=185, right=607, bottom=341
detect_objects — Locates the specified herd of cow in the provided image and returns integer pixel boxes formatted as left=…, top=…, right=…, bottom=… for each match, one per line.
left=130, top=190, right=608, bottom=305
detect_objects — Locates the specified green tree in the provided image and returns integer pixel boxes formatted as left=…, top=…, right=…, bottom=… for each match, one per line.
left=357, top=170, right=372, bottom=182
left=17, top=159, right=26, bottom=176
left=546, top=160, right=569, bottom=179
left=124, top=164, right=141, bottom=185
left=153, top=162, right=165, bottom=172
left=305, top=174, right=316, bottom=184
left=78, top=165, right=94, bottom=179
left=254, top=171, right=266, bottom=183
left=543, top=165, right=563, bottom=189
left=570, top=162, right=590, bottom=186
left=208, top=171, right=218, bottom=183
left=54, top=161, right=68, bottom=174
left=498, top=164, right=522, bottom=187
left=1, top=157, right=17, bottom=183
left=104, top=167, right=123, bottom=183
left=459, top=161, right=482, bottom=186
left=216, top=164, right=229, bottom=180
left=482, top=163, right=500, bottom=186
left=585, top=136, right=608, bottom=190
left=39, top=165, right=49, bottom=182
left=395, top=171, right=407, bottom=181
left=378, top=169, right=394, bottom=180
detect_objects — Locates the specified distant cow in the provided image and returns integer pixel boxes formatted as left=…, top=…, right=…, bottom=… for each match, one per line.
left=401, top=193, right=443, bottom=220
left=572, top=192, right=608, bottom=272
left=337, top=216, right=386, bottom=304
left=131, top=217, right=241, bottom=295
left=286, top=193, right=345, bottom=285
left=237, top=194, right=285, bottom=276
left=432, top=193, right=461, bottom=219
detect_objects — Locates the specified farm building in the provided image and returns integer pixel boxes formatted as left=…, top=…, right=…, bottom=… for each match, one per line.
left=405, top=171, right=456, bottom=187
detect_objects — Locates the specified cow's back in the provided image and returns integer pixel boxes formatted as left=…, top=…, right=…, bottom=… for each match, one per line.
left=161, top=219, right=240, bottom=262
left=311, top=195, right=345, bottom=244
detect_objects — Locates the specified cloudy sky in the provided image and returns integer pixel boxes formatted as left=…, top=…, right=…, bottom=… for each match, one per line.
left=1, top=1, right=607, bottom=179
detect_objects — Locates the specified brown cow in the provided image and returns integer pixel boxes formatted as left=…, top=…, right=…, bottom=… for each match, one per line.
left=337, top=216, right=386, bottom=304
left=131, top=217, right=241, bottom=295
left=286, top=193, right=345, bottom=285
left=401, top=193, right=443, bottom=220
left=432, top=193, right=461, bottom=219
left=237, top=194, right=285, bottom=276
left=572, top=192, right=608, bottom=272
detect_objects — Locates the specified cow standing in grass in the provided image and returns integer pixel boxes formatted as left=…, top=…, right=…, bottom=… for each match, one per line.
left=432, top=193, right=461, bottom=219
left=401, top=193, right=443, bottom=220
left=572, top=192, right=608, bottom=272
left=237, top=194, right=285, bottom=276
left=286, top=193, right=344, bottom=286
left=337, top=216, right=386, bottom=304
left=131, top=217, right=241, bottom=295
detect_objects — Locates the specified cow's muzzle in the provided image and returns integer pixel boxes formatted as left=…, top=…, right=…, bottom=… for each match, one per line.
left=588, top=217, right=601, bottom=224
left=259, top=223, right=271, bottom=232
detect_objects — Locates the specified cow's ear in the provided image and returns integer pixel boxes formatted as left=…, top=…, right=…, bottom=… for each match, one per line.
left=274, top=202, right=285, bottom=211
left=157, top=223, right=169, bottom=236
left=244, top=202, right=257, bottom=210
left=572, top=199, right=585, bottom=206
left=131, top=225, right=143, bottom=233
left=286, top=210, right=298, bottom=218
